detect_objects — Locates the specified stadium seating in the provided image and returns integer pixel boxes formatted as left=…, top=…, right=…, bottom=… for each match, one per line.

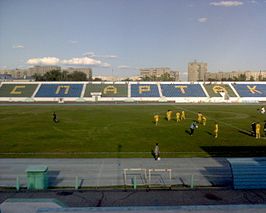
left=228, top=158, right=266, bottom=189
left=35, top=84, right=83, bottom=97
left=232, top=83, right=266, bottom=97
left=2, top=81, right=266, bottom=102
left=84, top=83, right=128, bottom=97
left=131, top=84, right=160, bottom=97
left=160, top=84, right=206, bottom=97
left=0, top=84, right=38, bottom=97
left=203, top=84, right=237, bottom=97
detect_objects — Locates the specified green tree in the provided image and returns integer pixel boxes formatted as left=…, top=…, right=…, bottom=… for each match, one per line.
left=32, top=73, right=44, bottom=81
left=61, top=71, right=69, bottom=81
left=159, top=73, right=175, bottom=81
left=93, top=77, right=102, bottom=81
left=141, top=76, right=152, bottom=81
left=67, top=71, right=87, bottom=81
left=122, top=78, right=132, bottom=81
left=43, top=70, right=62, bottom=81
left=238, top=74, right=246, bottom=81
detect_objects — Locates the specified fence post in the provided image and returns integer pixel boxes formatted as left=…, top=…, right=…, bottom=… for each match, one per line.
left=75, top=176, right=79, bottom=190
left=190, top=175, right=194, bottom=189
left=132, top=176, right=137, bottom=189
left=16, top=176, right=20, bottom=191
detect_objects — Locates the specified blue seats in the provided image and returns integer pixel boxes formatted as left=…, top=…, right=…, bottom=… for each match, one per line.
left=161, top=84, right=206, bottom=97
left=35, top=84, right=83, bottom=97
left=131, top=84, right=160, bottom=97
left=232, top=84, right=266, bottom=97
left=228, top=158, right=266, bottom=189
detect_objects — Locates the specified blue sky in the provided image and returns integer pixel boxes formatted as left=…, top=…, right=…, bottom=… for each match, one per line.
left=0, top=0, right=266, bottom=79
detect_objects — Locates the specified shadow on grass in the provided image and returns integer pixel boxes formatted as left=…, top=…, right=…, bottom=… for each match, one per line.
left=185, top=130, right=191, bottom=135
left=201, top=146, right=266, bottom=157
left=239, top=130, right=252, bottom=137
left=206, top=131, right=213, bottom=136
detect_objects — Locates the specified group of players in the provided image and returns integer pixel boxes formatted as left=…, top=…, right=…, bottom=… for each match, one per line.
left=153, top=110, right=219, bottom=138
left=250, top=106, right=266, bottom=139
left=251, top=122, right=263, bottom=139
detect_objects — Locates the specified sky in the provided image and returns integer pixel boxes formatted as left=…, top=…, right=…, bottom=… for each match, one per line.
left=0, top=0, right=266, bottom=79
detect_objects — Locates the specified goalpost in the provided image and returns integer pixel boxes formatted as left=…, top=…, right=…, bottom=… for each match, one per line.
left=123, top=168, right=147, bottom=188
left=148, top=168, right=172, bottom=188
left=123, top=168, right=172, bottom=189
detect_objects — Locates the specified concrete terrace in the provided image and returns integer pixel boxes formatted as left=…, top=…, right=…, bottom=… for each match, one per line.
left=0, top=158, right=232, bottom=188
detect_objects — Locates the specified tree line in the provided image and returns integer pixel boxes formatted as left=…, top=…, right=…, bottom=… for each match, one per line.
left=33, top=69, right=90, bottom=81
left=207, top=74, right=266, bottom=82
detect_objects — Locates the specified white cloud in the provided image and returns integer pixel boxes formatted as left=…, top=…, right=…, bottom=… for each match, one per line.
left=197, top=17, right=208, bottom=23
left=12, top=45, right=24, bottom=49
left=100, top=55, right=118, bottom=59
left=62, top=56, right=111, bottom=67
left=210, top=1, right=243, bottom=7
left=101, top=62, right=112, bottom=68
left=83, top=52, right=96, bottom=57
left=82, top=52, right=118, bottom=59
left=61, top=57, right=102, bottom=66
left=27, top=57, right=60, bottom=65
left=68, top=40, right=78, bottom=44
left=26, top=56, right=111, bottom=67
left=118, top=65, right=130, bottom=69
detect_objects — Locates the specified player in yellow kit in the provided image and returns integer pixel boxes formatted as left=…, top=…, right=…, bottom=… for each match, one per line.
left=176, top=112, right=180, bottom=122
left=256, top=122, right=261, bottom=139
left=166, top=110, right=172, bottom=121
left=154, top=114, right=160, bottom=126
left=214, top=122, right=219, bottom=138
left=181, top=111, right=186, bottom=120
left=202, top=116, right=207, bottom=126
left=197, top=112, right=203, bottom=124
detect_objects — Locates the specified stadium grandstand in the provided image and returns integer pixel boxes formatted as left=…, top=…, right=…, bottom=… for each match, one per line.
left=84, top=82, right=128, bottom=97
left=1, top=81, right=266, bottom=103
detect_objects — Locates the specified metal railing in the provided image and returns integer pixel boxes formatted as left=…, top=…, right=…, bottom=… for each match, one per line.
left=0, top=170, right=232, bottom=190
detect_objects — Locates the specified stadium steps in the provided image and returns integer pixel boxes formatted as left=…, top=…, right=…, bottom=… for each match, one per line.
left=228, top=158, right=266, bottom=189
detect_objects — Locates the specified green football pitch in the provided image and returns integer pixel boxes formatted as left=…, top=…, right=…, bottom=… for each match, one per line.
left=1, top=104, right=266, bottom=158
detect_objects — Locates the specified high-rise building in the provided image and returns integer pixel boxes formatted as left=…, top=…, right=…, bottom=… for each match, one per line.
left=28, top=65, right=61, bottom=76
left=140, top=67, right=179, bottom=81
left=188, top=60, right=208, bottom=82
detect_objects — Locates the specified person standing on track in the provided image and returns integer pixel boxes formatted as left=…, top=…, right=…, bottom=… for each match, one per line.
left=153, top=143, right=160, bottom=160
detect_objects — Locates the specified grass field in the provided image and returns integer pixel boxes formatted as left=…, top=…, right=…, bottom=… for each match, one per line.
left=1, top=104, right=266, bottom=158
